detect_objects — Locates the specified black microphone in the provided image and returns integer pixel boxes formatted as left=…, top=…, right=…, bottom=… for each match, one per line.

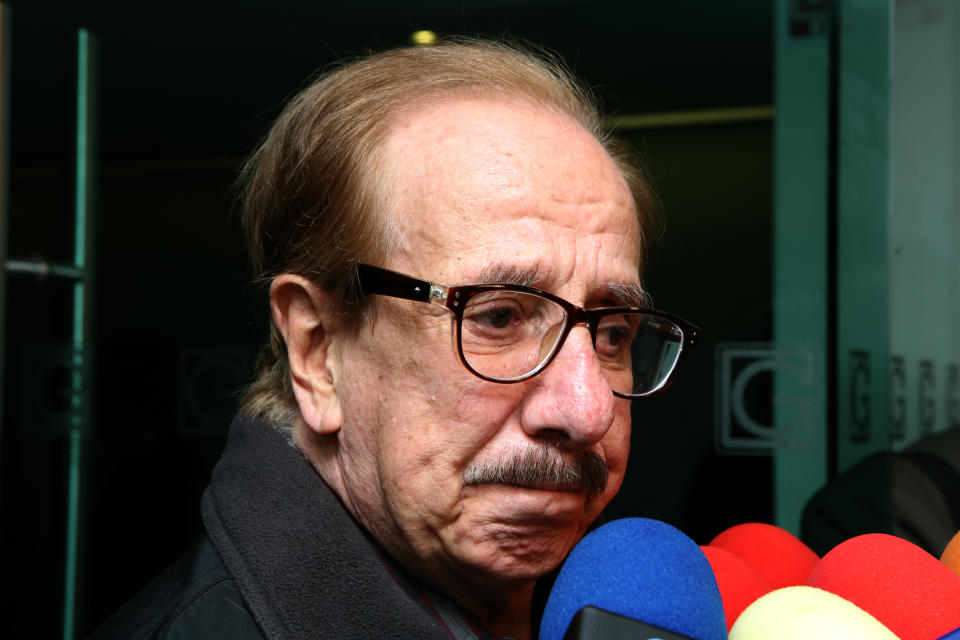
left=560, top=605, right=697, bottom=639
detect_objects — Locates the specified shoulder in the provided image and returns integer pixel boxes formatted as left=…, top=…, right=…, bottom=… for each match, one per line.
left=92, top=535, right=265, bottom=640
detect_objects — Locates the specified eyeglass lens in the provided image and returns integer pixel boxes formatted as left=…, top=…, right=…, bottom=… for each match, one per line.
left=459, top=290, right=686, bottom=396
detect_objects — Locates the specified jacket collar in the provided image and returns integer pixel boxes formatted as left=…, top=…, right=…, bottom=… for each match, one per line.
left=201, top=413, right=449, bottom=640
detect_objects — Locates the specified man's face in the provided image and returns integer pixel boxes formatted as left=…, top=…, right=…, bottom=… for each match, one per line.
left=329, top=97, right=642, bottom=597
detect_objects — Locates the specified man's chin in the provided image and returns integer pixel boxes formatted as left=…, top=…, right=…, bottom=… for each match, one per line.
left=438, top=483, right=611, bottom=587
left=462, top=540, right=571, bottom=585
left=456, top=513, right=588, bottom=582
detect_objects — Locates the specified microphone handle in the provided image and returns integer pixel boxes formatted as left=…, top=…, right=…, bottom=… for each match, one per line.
left=562, top=606, right=697, bottom=640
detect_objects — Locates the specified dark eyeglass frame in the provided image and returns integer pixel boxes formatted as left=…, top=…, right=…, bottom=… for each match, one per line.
left=356, top=263, right=700, bottom=398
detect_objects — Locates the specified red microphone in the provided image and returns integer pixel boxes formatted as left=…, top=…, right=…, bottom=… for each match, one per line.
left=708, top=522, right=820, bottom=588
left=700, top=545, right=772, bottom=631
left=807, top=533, right=960, bottom=640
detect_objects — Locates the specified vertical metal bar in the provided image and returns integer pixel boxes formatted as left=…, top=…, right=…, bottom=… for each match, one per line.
left=64, top=27, right=95, bottom=640
left=0, top=4, right=11, bottom=488
left=825, top=0, right=840, bottom=482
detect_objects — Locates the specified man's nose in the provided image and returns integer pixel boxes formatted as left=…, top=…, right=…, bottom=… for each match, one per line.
left=519, top=325, right=617, bottom=449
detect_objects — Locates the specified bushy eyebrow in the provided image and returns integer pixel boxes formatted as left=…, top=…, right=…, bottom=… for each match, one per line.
left=474, top=262, right=547, bottom=287
left=605, top=281, right=652, bottom=308
left=472, top=261, right=652, bottom=308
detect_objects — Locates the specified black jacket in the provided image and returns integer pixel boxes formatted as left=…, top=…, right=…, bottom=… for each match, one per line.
left=93, top=414, right=450, bottom=640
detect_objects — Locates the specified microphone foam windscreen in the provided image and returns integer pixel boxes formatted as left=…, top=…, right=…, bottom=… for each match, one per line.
left=708, top=522, right=819, bottom=588
left=699, top=545, right=772, bottom=630
left=728, top=585, right=898, bottom=639
left=941, top=529, right=960, bottom=579
left=806, top=533, right=960, bottom=640
left=539, top=518, right=726, bottom=640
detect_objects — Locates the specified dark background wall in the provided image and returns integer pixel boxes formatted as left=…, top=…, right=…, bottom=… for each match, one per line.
left=0, top=1, right=774, bottom=636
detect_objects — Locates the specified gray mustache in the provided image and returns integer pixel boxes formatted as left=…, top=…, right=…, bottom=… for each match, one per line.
left=462, top=445, right=608, bottom=495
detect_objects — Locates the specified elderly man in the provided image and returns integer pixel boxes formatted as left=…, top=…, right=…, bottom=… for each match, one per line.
left=95, top=39, right=697, bottom=640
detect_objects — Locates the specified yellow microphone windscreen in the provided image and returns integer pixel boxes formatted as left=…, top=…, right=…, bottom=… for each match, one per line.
left=729, top=586, right=899, bottom=640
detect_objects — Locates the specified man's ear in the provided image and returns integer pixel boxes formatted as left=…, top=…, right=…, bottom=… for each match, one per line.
left=270, top=274, right=342, bottom=436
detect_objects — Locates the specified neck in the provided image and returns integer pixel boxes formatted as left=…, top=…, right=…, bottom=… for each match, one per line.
left=432, top=576, right=536, bottom=640
left=482, top=588, right=535, bottom=640
left=294, top=426, right=356, bottom=508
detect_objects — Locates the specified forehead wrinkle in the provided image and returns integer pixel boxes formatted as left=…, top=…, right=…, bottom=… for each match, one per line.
left=382, top=98, right=643, bottom=297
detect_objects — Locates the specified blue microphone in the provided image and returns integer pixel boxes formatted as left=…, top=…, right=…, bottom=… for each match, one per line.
left=539, top=518, right=727, bottom=640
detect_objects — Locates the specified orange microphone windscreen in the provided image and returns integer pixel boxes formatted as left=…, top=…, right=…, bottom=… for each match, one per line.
left=700, top=545, right=772, bottom=631
left=807, top=533, right=960, bottom=640
left=941, top=529, right=960, bottom=580
left=708, top=522, right=820, bottom=588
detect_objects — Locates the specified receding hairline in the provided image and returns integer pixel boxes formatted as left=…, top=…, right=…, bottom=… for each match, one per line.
left=361, top=88, right=646, bottom=274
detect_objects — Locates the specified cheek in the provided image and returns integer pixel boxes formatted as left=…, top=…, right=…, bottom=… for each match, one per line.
left=601, top=406, right=633, bottom=487
left=345, top=349, right=527, bottom=494
left=361, top=383, right=530, bottom=542
left=381, top=378, right=525, bottom=482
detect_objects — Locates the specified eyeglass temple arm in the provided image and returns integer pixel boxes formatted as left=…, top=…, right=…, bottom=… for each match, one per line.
left=684, top=324, right=701, bottom=352
left=356, top=263, right=449, bottom=304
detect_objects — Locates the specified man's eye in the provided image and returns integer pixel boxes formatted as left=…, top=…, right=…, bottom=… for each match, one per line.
left=598, top=325, right=630, bottom=352
left=605, top=326, right=631, bottom=345
left=467, top=304, right=520, bottom=331
left=596, top=315, right=640, bottom=360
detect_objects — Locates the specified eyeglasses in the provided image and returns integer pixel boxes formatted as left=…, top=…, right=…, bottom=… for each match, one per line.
left=356, top=263, right=699, bottom=399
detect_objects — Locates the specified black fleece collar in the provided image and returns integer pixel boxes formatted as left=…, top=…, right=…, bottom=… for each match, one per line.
left=201, top=413, right=449, bottom=640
